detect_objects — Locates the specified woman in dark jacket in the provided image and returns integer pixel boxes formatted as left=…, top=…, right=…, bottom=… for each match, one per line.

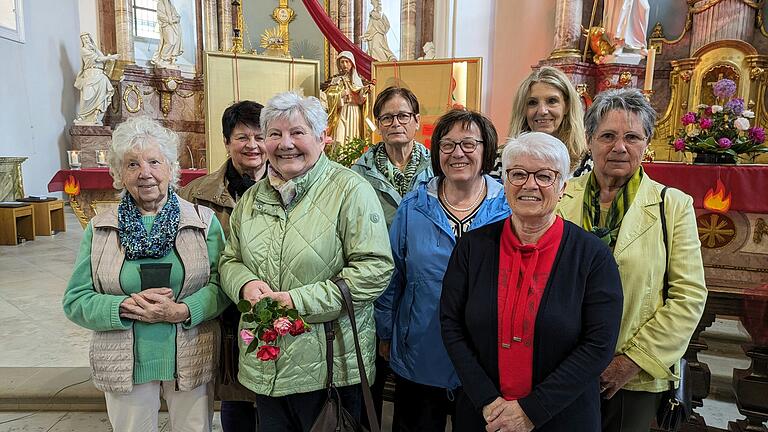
left=440, top=132, right=623, bottom=431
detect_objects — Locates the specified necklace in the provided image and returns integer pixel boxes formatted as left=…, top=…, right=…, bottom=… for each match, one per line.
left=441, top=180, right=486, bottom=213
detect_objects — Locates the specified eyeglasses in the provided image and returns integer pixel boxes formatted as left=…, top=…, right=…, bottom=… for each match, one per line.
left=505, top=168, right=560, bottom=187
left=438, top=138, right=483, bottom=154
left=377, top=112, right=415, bottom=127
left=593, top=132, right=647, bottom=147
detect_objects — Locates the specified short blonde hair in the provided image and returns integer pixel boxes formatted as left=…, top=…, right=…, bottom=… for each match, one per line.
left=108, top=116, right=180, bottom=190
left=507, top=66, right=586, bottom=170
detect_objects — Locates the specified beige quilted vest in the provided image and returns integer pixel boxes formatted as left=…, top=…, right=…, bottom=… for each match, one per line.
left=88, top=198, right=220, bottom=393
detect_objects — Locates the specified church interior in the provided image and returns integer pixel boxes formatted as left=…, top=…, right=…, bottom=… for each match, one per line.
left=0, top=0, right=767, bottom=430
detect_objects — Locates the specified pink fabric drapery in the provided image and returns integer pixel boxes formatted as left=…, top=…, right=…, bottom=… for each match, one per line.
left=301, top=0, right=375, bottom=80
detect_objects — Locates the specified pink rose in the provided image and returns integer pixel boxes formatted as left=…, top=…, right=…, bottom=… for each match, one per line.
left=704, top=106, right=713, bottom=116
left=240, top=329, right=255, bottom=346
left=273, top=317, right=292, bottom=336
left=260, top=328, right=278, bottom=343
left=289, top=319, right=309, bottom=336
left=673, top=138, right=686, bottom=151
left=681, top=112, right=696, bottom=126
left=256, top=345, right=281, bottom=361
left=718, top=138, right=732, bottom=148
left=734, top=117, right=750, bottom=131
left=699, top=117, right=713, bottom=129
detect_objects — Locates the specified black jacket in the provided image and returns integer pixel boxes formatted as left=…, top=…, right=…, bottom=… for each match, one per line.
left=440, top=219, right=623, bottom=431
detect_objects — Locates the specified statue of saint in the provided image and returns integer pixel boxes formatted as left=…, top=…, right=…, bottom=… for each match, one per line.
left=361, top=0, right=397, bottom=62
left=602, top=0, right=650, bottom=55
left=418, top=41, right=436, bottom=60
left=74, top=33, right=119, bottom=126
left=321, top=51, right=374, bottom=146
left=151, top=0, right=184, bottom=69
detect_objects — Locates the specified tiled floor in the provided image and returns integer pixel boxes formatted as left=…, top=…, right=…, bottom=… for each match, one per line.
left=0, top=207, right=749, bottom=431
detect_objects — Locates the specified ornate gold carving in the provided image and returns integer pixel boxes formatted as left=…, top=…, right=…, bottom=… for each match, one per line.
left=758, top=8, right=768, bottom=38
left=681, top=70, right=693, bottom=82
left=68, top=197, right=90, bottom=229
left=751, top=67, right=766, bottom=80
left=122, top=84, right=142, bottom=113
left=651, top=22, right=664, bottom=39
left=231, top=0, right=244, bottom=54
left=755, top=218, right=768, bottom=244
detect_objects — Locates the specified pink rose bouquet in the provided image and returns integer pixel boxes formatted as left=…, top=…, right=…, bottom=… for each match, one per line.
left=238, top=297, right=311, bottom=362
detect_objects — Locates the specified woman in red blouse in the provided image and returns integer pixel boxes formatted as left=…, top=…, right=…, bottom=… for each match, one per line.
left=441, top=132, right=623, bottom=431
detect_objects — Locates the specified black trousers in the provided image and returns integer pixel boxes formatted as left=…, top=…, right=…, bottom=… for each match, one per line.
left=255, top=384, right=362, bottom=432
left=601, top=389, right=663, bottom=432
left=392, top=374, right=455, bottom=432
left=220, top=400, right=257, bottom=432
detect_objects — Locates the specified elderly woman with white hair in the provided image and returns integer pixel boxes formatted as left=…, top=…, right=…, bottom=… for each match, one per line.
left=63, top=116, right=229, bottom=432
left=219, top=92, right=393, bottom=431
left=440, top=132, right=623, bottom=431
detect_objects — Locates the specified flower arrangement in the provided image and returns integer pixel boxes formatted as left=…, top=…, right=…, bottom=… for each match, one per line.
left=670, top=78, right=766, bottom=162
left=327, top=137, right=370, bottom=167
left=237, top=298, right=310, bottom=361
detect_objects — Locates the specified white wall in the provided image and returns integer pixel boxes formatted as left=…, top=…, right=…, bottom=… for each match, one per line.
left=78, top=0, right=99, bottom=44
left=0, top=0, right=81, bottom=196
left=487, top=0, right=557, bottom=134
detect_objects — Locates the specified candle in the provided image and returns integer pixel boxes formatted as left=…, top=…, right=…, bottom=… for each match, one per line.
left=96, top=150, right=108, bottom=166
left=644, top=47, right=656, bottom=91
left=67, top=150, right=81, bottom=169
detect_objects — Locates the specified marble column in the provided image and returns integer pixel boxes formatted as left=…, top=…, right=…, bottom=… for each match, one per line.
left=401, top=0, right=417, bottom=60
left=549, top=0, right=582, bottom=60
left=690, top=0, right=757, bottom=55
left=218, top=0, right=232, bottom=52
left=338, top=0, right=353, bottom=41
left=114, top=0, right=135, bottom=63
left=202, top=0, right=219, bottom=51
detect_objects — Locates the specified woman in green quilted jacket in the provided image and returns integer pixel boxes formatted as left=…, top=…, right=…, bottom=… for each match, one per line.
left=219, top=91, right=394, bottom=431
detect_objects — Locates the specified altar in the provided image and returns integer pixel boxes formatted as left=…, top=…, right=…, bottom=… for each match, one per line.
left=47, top=168, right=206, bottom=226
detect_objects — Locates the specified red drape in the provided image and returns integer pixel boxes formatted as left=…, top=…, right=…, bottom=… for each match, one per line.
left=301, top=0, right=375, bottom=80
left=48, top=168, right=206, bottom=192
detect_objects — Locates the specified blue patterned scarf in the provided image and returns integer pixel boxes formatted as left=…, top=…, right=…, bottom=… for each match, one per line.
left=118, top=188, right=180, bottom=260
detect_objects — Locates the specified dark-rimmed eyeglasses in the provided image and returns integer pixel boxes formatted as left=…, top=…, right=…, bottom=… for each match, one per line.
left=377, top=112, right=415, bottom=127
left=505, top=168, right=560, bottom=187
left=438, top=138, right=483, bottom=154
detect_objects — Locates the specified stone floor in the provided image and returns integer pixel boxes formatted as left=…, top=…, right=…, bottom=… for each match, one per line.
left=0, top=207, right=749, bottom=431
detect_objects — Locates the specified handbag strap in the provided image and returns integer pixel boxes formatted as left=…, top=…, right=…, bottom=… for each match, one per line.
left=323, top=321, right=335, bottom=388
left=658, top=187, right=676, bottom=391
left=332, top=279, right=381, bottom=432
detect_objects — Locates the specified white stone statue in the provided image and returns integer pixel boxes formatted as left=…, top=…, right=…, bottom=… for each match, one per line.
left=602, top=0, right=650, bottom=64
left=151, top=0, right=184, bottom=69
left=362, top=0, right=397, bottom=61
left=418, top=41, right=436, bottom=60
left=74, top=33, right=119, bottom=126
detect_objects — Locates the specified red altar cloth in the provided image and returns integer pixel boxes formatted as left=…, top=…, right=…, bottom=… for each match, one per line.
left=47, top=168, right=207, bottom=192
left=642, top=162, right=768, bottom=213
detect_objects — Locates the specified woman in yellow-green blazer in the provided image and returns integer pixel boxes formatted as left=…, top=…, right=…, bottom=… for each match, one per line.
left=557, top=88, right=707, bottom=432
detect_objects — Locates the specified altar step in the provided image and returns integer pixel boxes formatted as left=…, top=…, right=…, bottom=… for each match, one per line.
left=699, top=317, right=752, bottom=402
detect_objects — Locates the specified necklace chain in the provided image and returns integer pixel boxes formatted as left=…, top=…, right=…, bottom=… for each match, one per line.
left=441, top=181, right=486, bottom=213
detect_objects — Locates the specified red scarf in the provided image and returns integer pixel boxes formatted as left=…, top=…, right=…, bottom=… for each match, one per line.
left=497, top=216, right=564, bottom=400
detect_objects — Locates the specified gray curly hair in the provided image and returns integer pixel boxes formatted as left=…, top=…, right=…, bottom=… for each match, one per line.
left=108, top=116, right=180, bottom=190
left=260, top=92, right=328, bottom=139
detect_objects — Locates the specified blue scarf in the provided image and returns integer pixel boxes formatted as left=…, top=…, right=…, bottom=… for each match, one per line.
left=118, top=188, right=180, bottom=260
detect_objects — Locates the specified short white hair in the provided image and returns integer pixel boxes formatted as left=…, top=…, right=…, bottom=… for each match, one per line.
left=108, top=116, right=180, bottom=190
left=501, top=132, right=571, bottom=189
left=260, top=92, right=328, bottom=139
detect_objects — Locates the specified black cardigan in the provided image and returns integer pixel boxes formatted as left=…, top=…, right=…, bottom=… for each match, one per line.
left=440, top=219, right=623, bottom=431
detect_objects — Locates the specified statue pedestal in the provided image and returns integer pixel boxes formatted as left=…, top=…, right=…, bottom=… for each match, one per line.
left=69, top=125, right=113, bottom=169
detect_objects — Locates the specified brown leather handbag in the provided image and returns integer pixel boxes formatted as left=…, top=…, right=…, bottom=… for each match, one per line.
left=309, top=279, right=380, bottom=432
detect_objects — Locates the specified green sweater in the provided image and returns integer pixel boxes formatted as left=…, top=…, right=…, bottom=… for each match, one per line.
left=64, top=216, right=229, bottom=384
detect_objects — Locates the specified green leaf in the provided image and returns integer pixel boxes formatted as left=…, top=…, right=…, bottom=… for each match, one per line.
left=242, top=313, right=256, bottom=323
left=237, top=300, right=253, bottom=314
left=286, top=309, right=299, bottom=319
left=259, top=309, right=272, bottom=322
left=246, top=340, right=259, bottom=354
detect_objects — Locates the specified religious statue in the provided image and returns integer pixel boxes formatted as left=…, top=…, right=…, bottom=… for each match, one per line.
left=74, top=33, right=119, bottom=126
left=601, top=0, right=650, bottom=64
left=418, top=41, right=436, bottom=60
left=321, top=51, right=374, bottom=146
left=361, top=0, right=397, bottom=61
left=151, top=0, right=183, bottom=69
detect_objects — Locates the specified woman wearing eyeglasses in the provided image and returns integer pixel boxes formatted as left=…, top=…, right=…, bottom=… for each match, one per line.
left=558, top=89, right=706, bottom=432
left=441, top=132, right=623, bottom=431
left=375, top=109, right=510, bottom=431
left=352, top=86, right=433, bottom=228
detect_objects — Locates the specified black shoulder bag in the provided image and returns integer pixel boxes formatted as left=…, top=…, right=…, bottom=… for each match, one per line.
left=310, top=279, right=381, bottom=432
left=655, top=187, right=693, bottom=431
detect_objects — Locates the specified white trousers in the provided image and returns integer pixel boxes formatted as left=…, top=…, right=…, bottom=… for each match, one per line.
left=104, top=381, right=212, bottom=432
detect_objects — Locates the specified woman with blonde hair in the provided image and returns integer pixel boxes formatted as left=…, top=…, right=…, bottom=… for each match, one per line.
left=502, top=66, right=589, bottom=176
